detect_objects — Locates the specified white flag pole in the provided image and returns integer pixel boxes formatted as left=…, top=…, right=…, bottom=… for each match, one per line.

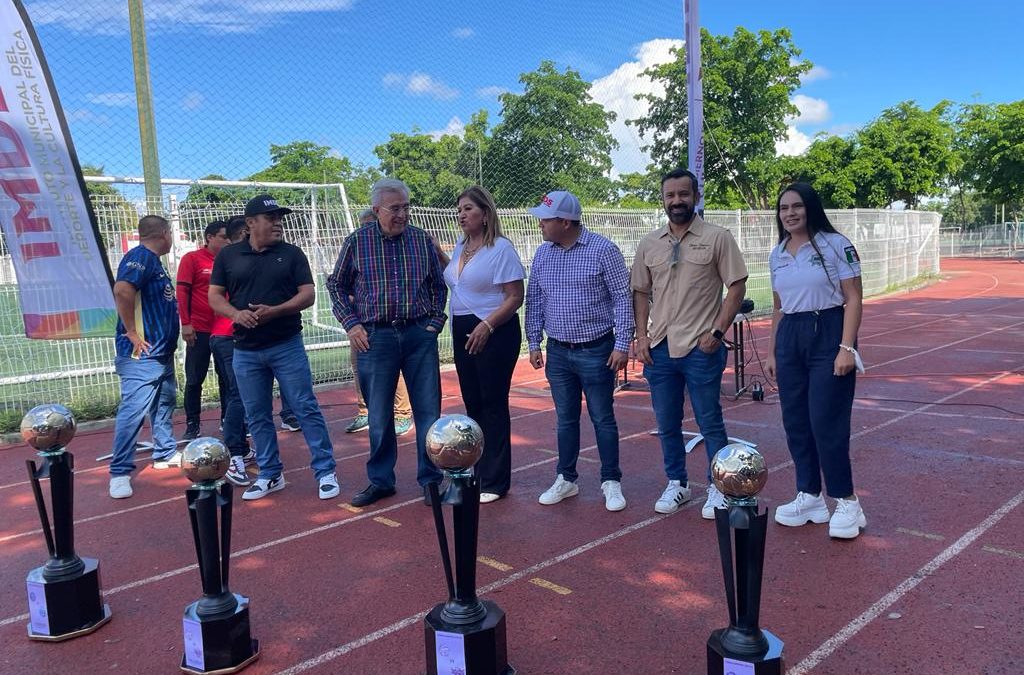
left=684, top=0, right=705, bottom=213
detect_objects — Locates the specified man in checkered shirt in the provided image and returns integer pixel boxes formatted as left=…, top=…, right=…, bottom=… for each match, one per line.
left=525, top=190, right=635, bottom=513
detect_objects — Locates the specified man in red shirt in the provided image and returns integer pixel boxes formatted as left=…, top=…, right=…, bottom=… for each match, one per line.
left=177, top=221, right=231, bottom=439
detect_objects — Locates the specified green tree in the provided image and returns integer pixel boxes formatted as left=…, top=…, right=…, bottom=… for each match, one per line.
left=184, top=174, right=243, bottom=204
left=81, top=164, right=139, bottom=234
left=375, top=129, right=477, bottom=208
left=853, top=101, right=956, bottom=208
left=957, top=100, right=1024, bottom=219
left=615, top=171, right=661, bottom=207
left=248, top=141, right=380, bottom=203
left=632, top=27, right=809, bottom=209
left=780, top=136, right=858, bottom=208
left=486, top=61, right=618, bottom=206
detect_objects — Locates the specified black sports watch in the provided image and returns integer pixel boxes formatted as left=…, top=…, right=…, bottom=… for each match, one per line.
left=710, top=328, right=725, bottom=341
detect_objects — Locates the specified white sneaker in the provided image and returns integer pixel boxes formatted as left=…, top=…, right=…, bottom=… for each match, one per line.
left=152, top=451, right=182, bottom=469
left=242, top=448, right=257, bottom=465
left=318, top=473, right=340, bottom=500
left=654, top=480, right=692, bottom=514
left=829, top=496, right=867, bottom=539
left=538, top=475, right=579, bottom=505
left=775, top=492, right=830, bottom=527
left=702, top=483, right=727, bottom=519
left=601, top=480, right=626, bottom=511
left=225, top=456, right=251, bottom=487
left=242, top=475, right=286, bottom=501
left=109, top=475, right=133, bottom=499
left=479, top=492, right=502, bottom=504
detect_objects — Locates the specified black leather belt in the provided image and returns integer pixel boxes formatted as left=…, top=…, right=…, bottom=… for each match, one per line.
left=548, top=332, right=613, bottom=350
left=370, top=317, right=423, bottom=328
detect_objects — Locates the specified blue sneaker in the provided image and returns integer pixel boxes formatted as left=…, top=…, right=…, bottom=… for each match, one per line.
left=346, top=415, right=369, bottom=433
left=394, top=418, right=413, bottom=436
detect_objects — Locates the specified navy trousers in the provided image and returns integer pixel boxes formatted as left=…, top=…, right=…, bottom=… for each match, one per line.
left=774, top=305, right=856, bottom=498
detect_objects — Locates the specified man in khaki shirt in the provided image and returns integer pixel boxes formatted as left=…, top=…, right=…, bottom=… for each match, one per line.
left=631, top=168, right=748, bottom=519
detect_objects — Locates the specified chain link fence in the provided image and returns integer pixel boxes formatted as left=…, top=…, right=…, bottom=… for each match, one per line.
left=939, top=223, right=1022, bottom=257
left=0, top=177, right=942, bottom=429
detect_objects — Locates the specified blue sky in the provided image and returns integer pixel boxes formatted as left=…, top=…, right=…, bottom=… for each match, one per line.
left=23, top=0, right=1024, bottom=184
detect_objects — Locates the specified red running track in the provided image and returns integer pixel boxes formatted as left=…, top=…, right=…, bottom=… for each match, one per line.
left=1, top=257, right=1022, bottom=674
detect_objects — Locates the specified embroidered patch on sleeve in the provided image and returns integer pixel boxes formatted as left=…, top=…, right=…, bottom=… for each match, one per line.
left=844, top=246, right=860, bottom=263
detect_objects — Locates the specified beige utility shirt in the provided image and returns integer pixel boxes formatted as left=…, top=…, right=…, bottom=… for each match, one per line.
left=630, top=217, right=748, bottom=357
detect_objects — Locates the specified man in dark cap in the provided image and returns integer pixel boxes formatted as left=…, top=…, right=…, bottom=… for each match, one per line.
left=209, top=195, right=339, bottom=502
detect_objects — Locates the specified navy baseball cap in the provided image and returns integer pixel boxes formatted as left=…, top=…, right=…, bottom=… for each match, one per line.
left=244, top=194, right=293, bottom=217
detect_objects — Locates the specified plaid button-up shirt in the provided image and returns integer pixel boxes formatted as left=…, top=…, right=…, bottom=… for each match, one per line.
left=525, top=227, right=634, bottom=353
left=327, top=222, right=448, bottom=332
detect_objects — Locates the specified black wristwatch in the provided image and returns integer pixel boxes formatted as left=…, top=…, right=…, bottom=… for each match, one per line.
left=710, top=328, right=725, bottom=341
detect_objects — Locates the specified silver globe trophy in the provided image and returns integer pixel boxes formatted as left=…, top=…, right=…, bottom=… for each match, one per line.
left=179, top=438, right=259, bottom=674
left=22, top=404, right=112, bottom=641
left=423, top=415, right=514, bottom=675
left=706, top=444, right=784, bottom=674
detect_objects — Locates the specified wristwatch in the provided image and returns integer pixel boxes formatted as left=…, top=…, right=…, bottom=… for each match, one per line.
left=711, top=328, right=725, bottom=341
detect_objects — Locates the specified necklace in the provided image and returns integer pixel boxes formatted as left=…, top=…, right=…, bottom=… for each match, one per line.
left=462, top=241, right=483, bottom=262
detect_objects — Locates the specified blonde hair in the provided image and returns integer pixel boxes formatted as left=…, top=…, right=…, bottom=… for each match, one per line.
left=457, top=185, right=503, bottom=247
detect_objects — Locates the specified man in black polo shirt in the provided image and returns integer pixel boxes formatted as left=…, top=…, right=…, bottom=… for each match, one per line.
left=209, top=194, right=339, bottom=501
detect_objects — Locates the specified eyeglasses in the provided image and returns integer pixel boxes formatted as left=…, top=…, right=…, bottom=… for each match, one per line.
left=670, top=239, right=681, bottom=268
left=381, top=204, right=411, bottom=215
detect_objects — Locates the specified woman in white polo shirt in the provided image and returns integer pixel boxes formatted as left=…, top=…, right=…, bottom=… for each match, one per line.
left=444, top=186, right=525, bottom=503
left=766, top=183, right=866, bottom=539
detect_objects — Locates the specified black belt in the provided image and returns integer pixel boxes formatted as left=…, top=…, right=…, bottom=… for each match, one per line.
left=548, top=332, right=613, bottom=350
left=787, top=306, right=844, bottom=318
left=370, top=317, right=425, bottom=328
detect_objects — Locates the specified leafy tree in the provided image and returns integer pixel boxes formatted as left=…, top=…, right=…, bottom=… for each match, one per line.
left=248, top=141, right=380, bottom=203
left=854, top=101, right=956, bottom=208
left=632, top=27, right=809, bottom=209
left=779, top=136, right=859, bottom=208
left=957, top=100, right=1024, bottom=219
left=375, top=130, right=476, bottom=208
left=615, top=171, right=661, bottom=207
left=486, top=61, right=618, bottom=206
left=81, top=164, right=139, bottom=234
left=184, top=174, right=243, bottom=204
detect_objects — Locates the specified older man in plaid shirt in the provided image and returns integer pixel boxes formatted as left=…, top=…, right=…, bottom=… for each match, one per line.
left=327, top=178, right=448, bottom=507
left=525, top=190, right=635, bottom=512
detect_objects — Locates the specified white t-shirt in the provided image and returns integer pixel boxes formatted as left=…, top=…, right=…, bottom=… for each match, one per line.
left=769, top=231, right=861, bottom=313
left=443, top=237, right=525, bottom=317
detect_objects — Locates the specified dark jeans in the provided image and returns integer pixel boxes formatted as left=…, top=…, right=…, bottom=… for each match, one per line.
left=183, top=331, right=228, bottom=425
left=210, top=336, right=248, bottom=457
left=545, top=332, right=621, bottom=484
left=356, top=319, right=443, bottom=490
left=452, top=313, right=521, bottom=495
left=775, top=306, right=856, bottom=498
left=643, top=341, right=728, bottom=484
left=232, top=335, right=336, bottom=481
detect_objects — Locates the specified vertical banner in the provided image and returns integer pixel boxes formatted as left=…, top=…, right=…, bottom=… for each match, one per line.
left=0, top=0, right=116, bottom=339
left=684, top=0, right=705, bottom=212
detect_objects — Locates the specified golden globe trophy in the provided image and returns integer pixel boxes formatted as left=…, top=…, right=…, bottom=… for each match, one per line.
left=423, top=415, right=514, bottom=675
left=179, top=438, right=259, bottom=674
left=22, top=404, right=112, bottom=641
left=707, top=444, right=784, bottom=675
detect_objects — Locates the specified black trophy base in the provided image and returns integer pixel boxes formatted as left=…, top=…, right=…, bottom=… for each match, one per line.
left=425, top=600, right=514, bottom=675
left=707, top=628, right=784, bottom=675
left=26, top=557, right=111, bottom=641
left=180, top=594, right=260, bottom=674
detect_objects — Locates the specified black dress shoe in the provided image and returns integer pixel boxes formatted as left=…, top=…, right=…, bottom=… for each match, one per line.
left=351, top=484, right=396, bottom=507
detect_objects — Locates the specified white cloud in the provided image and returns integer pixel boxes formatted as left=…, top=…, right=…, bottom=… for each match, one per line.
left=428, top=116, right=465, bottom=140
left=776, top=126, right=812, bottom=156
left=85, top=92, right=134, bottom=107
left=67, top=108, right=111, bottom=125
left=383, top=72, right=459, bottom=101
left=180, top=91, right=204, bottom=111
left=28, top=0, right=355, bottom=35
left=802, top=64, right=831, bottom=83
left=790, top=94, right=831, bottom=126
left=590, top=38, right=682, bottom=176
left=476, top=85, right=509, bottom=99
left=451, top=27, right=474, bottom=39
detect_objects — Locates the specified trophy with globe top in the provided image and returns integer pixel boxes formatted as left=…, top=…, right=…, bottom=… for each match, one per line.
left=707, top=443, right=784, bottom=675
left=423, top=414, right=514, bottom=675
left=22, top=404, right=112, bottom=641
left=179, top=438, right=259, bottom=674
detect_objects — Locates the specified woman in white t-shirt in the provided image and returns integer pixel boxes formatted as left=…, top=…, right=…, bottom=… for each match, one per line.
left=766, top=182, right=866, bottom=540
left=444, top=186, right=525, bottom=503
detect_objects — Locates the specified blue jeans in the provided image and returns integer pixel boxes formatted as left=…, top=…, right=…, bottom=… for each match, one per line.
left=356, top=319, right=443, bottom=490
left=109, top=355, right=177, bottom=477
left=210, top=337, right=248, bottom=457
left=643, top=341, right=728, bottom=484
left=545, top=333, right=621, bottom=483
left=232, top=335, right=336, bottom=481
